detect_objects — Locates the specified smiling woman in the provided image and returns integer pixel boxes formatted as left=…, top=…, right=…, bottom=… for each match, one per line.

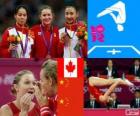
left=0, top=70, right=40, bottom=116
left=31, top=5, right=63, bottom=59
left=59, top=4, right=87, bottom=58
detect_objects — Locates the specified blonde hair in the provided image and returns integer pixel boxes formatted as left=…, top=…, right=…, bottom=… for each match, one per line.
left=41, top=59, right=57, bottom=84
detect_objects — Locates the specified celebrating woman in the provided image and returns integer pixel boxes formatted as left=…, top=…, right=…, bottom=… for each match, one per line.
left=0, top=70, right=40, bottom=115
left=1, top=5, right=34, bottom=58
left=31, top=5, right=62, bottom=59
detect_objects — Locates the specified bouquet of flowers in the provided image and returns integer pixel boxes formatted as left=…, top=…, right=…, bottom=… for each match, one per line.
left=7, top=35, right=21, bottom=58
left=74, top=21, right=87, bottom=52
left=28, top=30, right=35, bottom=39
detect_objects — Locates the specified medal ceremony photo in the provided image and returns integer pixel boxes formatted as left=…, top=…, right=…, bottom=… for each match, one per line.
left=0, top=0, right=87, bottom=116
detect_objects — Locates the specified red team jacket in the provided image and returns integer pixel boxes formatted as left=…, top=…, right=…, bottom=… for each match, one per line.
left=0, top=24, right=34, bottom=58
left=31, top=25, right=63, bottom=59
left=40, top=95, right=57, bottom=116
left=63, top=22, right=87, bottom=58
left=0, top=23, right=87, bottom=58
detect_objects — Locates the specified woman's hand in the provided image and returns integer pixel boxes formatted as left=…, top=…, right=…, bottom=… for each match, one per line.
left=19, top=93, right=34, bottom=116
left=60, top=32, right=70, bottom=44
left=34, top=83, right=48, bottom=107
left=8, top=44, right=17, bottom=52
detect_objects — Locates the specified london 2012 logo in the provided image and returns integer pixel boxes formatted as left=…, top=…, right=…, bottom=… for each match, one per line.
left=97, top=1, right=126, bottom=32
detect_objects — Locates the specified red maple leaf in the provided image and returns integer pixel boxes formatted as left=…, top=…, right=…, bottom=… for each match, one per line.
left=66, top=60, right=75, bottom=76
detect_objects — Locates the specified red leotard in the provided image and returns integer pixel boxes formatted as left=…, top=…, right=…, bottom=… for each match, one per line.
left=88, top=84, right=102, bottom=102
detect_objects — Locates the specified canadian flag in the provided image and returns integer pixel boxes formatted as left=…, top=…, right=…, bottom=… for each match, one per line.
left=64, top=58, right=77, bottom=78
left=57, top=58, right=84, bottom=116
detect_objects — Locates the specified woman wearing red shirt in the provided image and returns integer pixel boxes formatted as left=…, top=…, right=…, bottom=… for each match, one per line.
left=34, top=59, right=57, bottom=116
left=31, top=5, right=62, bottom=59
left=1, top=5, right=34, bottom=58
left=0, top=70, right=40, bottom=116
left=59, top=5, right=87, bottom=58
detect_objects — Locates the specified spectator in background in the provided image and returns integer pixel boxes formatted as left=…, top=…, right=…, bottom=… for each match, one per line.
left=84, top=94, right=101, bottom=108
left=0, top=5, right=34, bottom=58
left=31, top=5, right=63, bottom=59
left=59, top=4, right=87, bottom=58
left=129, top=59, right=140, bottom=78
left=130, top=89, right=140, bottom=108
left=102, top=59, right=118, bottom=78
left=84, top=60, right=92, bottom=78
left=107, top=92, right=121, bottom=108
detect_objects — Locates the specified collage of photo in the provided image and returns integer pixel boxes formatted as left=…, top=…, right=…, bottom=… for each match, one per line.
left=0, top=0, right=140, bottom=116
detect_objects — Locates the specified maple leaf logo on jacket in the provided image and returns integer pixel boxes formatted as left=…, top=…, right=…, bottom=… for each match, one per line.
left=66, top=60, right=75, bottom=76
